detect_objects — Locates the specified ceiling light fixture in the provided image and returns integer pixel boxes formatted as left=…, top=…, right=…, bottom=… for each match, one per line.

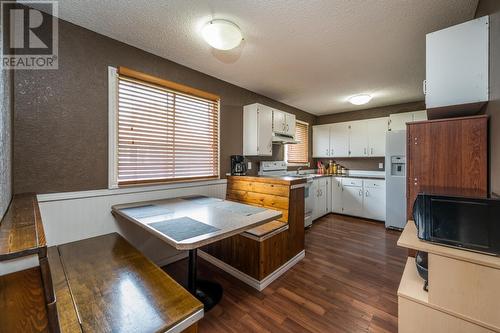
left=348, top=94, right=372, bottom=105
left=201, top=19, right=243, bottom=50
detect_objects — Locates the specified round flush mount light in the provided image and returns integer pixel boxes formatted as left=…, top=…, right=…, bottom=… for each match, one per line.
left=348, top=94, right=372, bottom=105
left=201, top=19, right=243, bottom=50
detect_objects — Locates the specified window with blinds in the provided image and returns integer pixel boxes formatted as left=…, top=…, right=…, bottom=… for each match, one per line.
left=116, top=68, right=219, bottom=185
left=286, top=121, right=309, bottom=165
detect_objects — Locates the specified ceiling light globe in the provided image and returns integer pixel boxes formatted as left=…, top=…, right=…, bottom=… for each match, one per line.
left=348, top=94, right=372, bottom=105
left=202, top=19, right=243, bottom=50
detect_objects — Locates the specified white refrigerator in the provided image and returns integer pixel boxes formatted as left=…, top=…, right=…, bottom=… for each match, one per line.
left=385, top=131, right=407, bottom=229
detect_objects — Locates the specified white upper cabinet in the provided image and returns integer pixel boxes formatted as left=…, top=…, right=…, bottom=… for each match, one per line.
left=366, top=117, right=388, bottom=156
left=348, top=121, right=368, bottom=157
left=388, top=111, right=428, bottom=131
left=312, top=117, right=388, bottom=158
left=272, top=109, right=296, bottom=136
left=329, top=123, right=349, bottom=157
left=272, top=109, right=286, bottom=134
left=285, top=113, right=296, bottom=136
left=425, top=16, right=489, bottom=110
left=243, top=103, right=273, bottom=156
left=312, top=125, right=331, bottom=158
left=412, top=110, right=428, bottom=122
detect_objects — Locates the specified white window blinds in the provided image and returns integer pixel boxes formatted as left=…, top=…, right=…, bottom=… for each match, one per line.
left=116, top=68, right=219, bottom=185
left=287, top=121, right=309, bottom=164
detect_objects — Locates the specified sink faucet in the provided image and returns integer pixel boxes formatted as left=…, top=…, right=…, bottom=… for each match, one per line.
left=296, top=167, right=303, bottom=175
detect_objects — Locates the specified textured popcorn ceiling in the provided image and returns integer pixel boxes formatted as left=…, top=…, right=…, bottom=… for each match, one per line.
left=33, top=0, right=477, bottom=114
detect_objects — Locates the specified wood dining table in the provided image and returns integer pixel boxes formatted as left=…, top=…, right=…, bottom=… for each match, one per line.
left=112, top=195, right=282, bottom=310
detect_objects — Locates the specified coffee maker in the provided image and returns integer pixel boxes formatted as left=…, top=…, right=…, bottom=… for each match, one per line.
left=230, top=155, right=247, bottom=176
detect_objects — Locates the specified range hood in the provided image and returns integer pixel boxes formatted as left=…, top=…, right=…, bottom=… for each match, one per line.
left=272, top=133, right=300, bottom=144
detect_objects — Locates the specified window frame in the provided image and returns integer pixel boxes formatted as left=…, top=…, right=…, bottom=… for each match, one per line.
left=108, top=66, right=221, bottom=188
left=285, top=119, right=310, bottom=167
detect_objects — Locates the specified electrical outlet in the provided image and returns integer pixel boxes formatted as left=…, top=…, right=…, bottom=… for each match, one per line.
left=379, top=162, right=384, bottom=169
left=247, top=161, right=252, bottom=170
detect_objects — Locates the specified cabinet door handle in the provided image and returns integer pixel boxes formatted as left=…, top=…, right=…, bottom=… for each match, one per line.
left=370, top=148, right=373, bottom=155
left=286, top=124, right=289, bottom=132
left=365, top=190, right=369, bottom=197
left=359, top=189, right=363, bottom=197
left=325, top=148, right=329, bottom=156
left=364, top=148, right=367, bottom=155
left=330, top=149, right=334, bottom=156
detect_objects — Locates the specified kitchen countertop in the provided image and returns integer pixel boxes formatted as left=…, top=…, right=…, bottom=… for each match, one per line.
left=227, top=175, right=307, bottom=186
left=293, top=174, right=385, bottom=180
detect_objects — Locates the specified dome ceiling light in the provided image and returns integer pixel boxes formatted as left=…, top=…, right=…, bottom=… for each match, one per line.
left=348, top=94, right=372, bottom=105
left=201, top=19, right=243, bottom=50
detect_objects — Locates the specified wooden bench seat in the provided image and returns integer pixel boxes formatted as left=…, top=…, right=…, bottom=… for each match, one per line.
left=0, top=193, right=46, bottom=261
left=242, top=220, right=288, bottom=241
left=48, top=233, right=203, bottom=333
left=0, top=267, right=49, bottom=332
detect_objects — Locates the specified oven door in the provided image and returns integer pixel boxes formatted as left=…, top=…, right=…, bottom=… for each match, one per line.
left=304, top=179, right=314, bottom=227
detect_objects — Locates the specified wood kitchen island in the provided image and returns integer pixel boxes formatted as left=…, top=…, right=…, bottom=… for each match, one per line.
left=200, top=175, right=306, bottom=290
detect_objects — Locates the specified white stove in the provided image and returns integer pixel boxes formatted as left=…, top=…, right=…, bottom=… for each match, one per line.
left=259, top=161, right=313, bottom=228
left=259, top=161, right=288, bottom=176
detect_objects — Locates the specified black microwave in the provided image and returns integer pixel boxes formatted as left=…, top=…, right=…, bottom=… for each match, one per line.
left=413, top=193, right=500, bottom=256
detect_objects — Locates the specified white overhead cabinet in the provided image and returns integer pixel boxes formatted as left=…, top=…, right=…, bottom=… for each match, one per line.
left=366, top=118, right=388, bottom=156
left=348, top=121, right=368, bottom=157
left=425, top=16, right=489, bottom=112
left=312, top=117, right=387, bottom=158
left=243, top=103, right=273, bottom=156
left=312, top=125, right=331, bottom=157
left=243, top=103, right=298, bottom=156
left=273, top=109, right=296, bottom=136
left=388, top=111, right=427, bottom=131
left=329, top=123, right=349, bottom=157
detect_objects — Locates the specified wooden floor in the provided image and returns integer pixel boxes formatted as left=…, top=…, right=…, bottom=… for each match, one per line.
left=164, top=214, right=407, bottom=333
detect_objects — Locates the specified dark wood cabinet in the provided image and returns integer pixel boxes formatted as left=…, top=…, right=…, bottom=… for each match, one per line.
left=407, top=115, right=488, bottom=219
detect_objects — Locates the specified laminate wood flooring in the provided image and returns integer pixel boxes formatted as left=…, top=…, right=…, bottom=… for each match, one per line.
left=164, top=214, right=407, bottom=333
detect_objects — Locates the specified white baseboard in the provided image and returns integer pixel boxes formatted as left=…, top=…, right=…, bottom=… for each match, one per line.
left=198, top=250, right=305, bottom=291
left=156, top=251, right=188, bottom=267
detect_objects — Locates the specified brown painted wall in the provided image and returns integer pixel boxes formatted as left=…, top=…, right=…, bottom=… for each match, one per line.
left=0, top=0, right=13, bottom=219
left=476, top=0, right=500, bottom=197
left=13, top=16, right=316, bottom=194
left=315, top=101, right=425, bottom=125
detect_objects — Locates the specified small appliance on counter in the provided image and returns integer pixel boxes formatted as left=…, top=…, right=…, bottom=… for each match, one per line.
left=230, top=155, right=247, bottom=176
left=413, top=191, right=500, bottom=256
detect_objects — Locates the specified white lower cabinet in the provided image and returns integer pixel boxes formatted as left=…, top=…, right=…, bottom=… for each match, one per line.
left=341, top=182, right=364, bottom=217
left=312, top=177, right=329, bottom=220
left=331, top=177, right=343, bottom=213
left=329, top=177, right=386, bottom=222
left=362, top=180, right=386, bottom=221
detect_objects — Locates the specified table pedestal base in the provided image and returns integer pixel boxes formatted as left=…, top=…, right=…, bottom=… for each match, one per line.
left=194, top=279, right=223, bottom=311
left=188, top=249, right=223, bottom=311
